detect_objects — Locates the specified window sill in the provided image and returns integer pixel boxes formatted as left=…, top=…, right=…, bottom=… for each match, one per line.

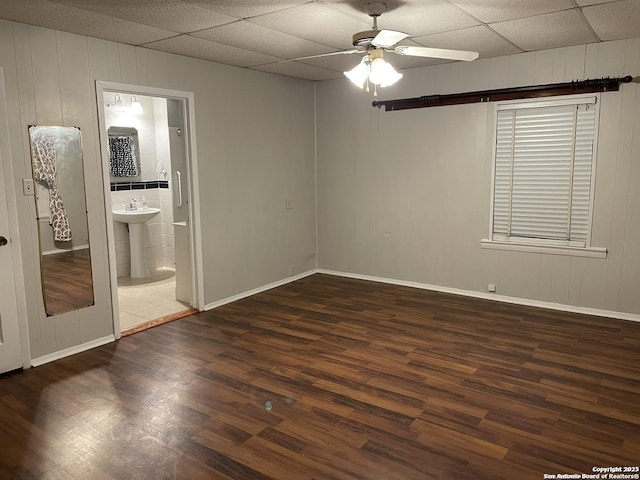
left=480, top=239, right=607, bottom=259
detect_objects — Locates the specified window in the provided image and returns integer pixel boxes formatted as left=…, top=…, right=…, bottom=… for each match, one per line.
left=483, top=95, right=606, bottom=258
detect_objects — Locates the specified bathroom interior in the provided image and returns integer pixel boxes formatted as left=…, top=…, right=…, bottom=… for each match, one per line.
left=104, top=92, right=193, bottom=332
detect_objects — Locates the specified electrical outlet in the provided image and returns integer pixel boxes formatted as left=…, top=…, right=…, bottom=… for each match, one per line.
left=286, top=199, right=293, bottom=210
left=488, top=284, right=497, bottom=293
left=22, top=178, right=34, bottom=196
left=288, top=264, right=294, bottom=276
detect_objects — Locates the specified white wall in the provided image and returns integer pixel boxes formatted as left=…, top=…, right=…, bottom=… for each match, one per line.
left=0, top=19, right=316, bottom=360
left=316, top=39, right=640, bottom=316
left=152, top=97, right=171, bottom=183
left=152, top=97, right=174, bottom=269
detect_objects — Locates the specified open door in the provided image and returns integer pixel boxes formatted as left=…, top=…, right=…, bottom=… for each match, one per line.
left=167, top=99, right=192, bottom=305
left=0, top=70, right=24, bottom=373
left=0, top=175, right=22, bottom=373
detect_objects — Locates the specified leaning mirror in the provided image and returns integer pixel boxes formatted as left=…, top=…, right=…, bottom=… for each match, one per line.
left=28, top=125, right=95, bottom=316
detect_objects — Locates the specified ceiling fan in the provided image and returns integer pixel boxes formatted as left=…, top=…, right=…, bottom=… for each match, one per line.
left=286, top=2, right=479, bottom=94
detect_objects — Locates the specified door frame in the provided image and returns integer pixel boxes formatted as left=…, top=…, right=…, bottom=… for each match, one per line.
left=0, top=68, right=31, bottom=368
left=95, top=81, right=204, bottom=338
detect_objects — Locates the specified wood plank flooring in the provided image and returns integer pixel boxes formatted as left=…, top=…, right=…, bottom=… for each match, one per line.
left=1, top=273, right=639, bottom=479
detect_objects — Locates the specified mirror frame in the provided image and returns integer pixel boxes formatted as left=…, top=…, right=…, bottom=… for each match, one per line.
left=28, top=125, right=95, bottom=316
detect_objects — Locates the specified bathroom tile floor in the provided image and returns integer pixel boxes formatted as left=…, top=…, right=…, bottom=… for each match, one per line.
left=117, top=268, right=191, bottom=331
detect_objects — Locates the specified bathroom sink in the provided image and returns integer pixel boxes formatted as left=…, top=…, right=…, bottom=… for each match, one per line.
left=112, top=207, right=161, bottom=278
left=112, top=207, right=161, bottom=224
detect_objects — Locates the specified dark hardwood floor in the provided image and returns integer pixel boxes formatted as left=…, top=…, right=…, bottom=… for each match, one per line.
left=1, top=273, right=639, bottom=479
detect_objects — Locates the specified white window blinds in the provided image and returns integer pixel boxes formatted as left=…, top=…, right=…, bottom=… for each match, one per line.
left=492, top=97, right=598, bottom=247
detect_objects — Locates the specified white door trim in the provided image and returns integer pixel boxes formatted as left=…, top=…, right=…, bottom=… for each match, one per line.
left=0, top=68, right=31, bottom=369
left=95, top=81, right=204, bottom=338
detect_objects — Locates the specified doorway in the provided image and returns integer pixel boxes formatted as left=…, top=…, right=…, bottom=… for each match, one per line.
left=95, top=82, right=203, bottom=337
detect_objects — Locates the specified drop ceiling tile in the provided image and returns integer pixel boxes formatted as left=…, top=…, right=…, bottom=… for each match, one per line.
left=583, top=0, right=640, bottom=41
left=0, top=0, right=176, bottom=44
left=53, top=0, right=236, bottom=33
left=182, top=0, right=310, bottom=19
left=1, top=0, right=639, bottom=84
left=144, top=35, right=283, bottom=67
left=300, top=52, right=367, bottom=72
left=414, top=25, right=523, bottom=59
left=250, top=61, right=342, bottom=80
left=192, top=20, right=336, bottom=59
left=449, top=0, right=575, bottom=23
left=320, top=0, right=402, bottom=18
left=249, top=2, right=371, bottom=49
left=363, top=0, right=480, bottom=37
left=387, top=53, right=449, bottom=70
left=490, top=9, right=599, bottom=51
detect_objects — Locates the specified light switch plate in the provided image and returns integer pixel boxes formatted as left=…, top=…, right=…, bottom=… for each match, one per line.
left=22, top=178, right=34, bottom=196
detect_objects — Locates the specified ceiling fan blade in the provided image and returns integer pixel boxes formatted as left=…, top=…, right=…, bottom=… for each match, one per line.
left=394, top=45, right=479, bottom=61
left=277, top=49, right=361, bottom=63
left=372, top=30, right=409, bottom=48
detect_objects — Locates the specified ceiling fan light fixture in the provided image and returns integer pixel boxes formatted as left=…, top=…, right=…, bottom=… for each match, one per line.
left=368, top=57, right=402, bottom=87
left=344, top=53, right=403, bottom=93
left=344, top=56, right=370, bottom=88
left=284, top=1, right=478, bottom=90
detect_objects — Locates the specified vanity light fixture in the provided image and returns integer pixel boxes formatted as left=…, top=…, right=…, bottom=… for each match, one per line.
left=130, top=96, right=143, bottom=115
left=344, top=49, right=402, bottom=96
left=113, top=93, right=125, bottom=112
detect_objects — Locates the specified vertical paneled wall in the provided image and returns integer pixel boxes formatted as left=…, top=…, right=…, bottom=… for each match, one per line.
left=0, top=23, right=115, bottom=358
left=316, top=38, right=640, bottom=316
left=0, top=19, right=317, bottom=360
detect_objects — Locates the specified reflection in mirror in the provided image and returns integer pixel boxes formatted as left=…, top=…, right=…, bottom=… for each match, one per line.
left=28, top=126, right=95, bottom=316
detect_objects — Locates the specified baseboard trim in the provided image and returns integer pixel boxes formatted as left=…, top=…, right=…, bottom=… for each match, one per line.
left=316, top=269, right=640, bottom=324
left=204, top=270, right=316, bottom=311
left=30, top=335, right=116, bottom=368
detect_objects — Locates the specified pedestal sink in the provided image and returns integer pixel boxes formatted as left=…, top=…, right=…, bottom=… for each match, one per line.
left=112, top=208, right=161, bottom=278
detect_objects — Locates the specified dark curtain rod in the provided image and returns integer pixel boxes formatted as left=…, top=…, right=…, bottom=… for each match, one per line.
left=372, top=75, right=639, bottom=112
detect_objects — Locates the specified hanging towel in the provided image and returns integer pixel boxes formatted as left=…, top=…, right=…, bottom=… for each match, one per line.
left=109, top=135, right=139, bottom=177
left=30, top=130, right=72, bottom=242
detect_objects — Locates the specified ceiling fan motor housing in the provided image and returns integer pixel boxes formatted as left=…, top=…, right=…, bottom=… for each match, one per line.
left=354, top=2, right=388, bottom=47
left=352, top=29, right=380, bottom=47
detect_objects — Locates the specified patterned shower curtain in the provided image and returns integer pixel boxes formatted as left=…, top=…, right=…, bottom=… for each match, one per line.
left=30, top=130, right=72, bottom=242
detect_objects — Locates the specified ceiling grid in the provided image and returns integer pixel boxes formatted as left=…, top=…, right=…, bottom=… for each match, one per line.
left=0, top=0, right=637, bottom=80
